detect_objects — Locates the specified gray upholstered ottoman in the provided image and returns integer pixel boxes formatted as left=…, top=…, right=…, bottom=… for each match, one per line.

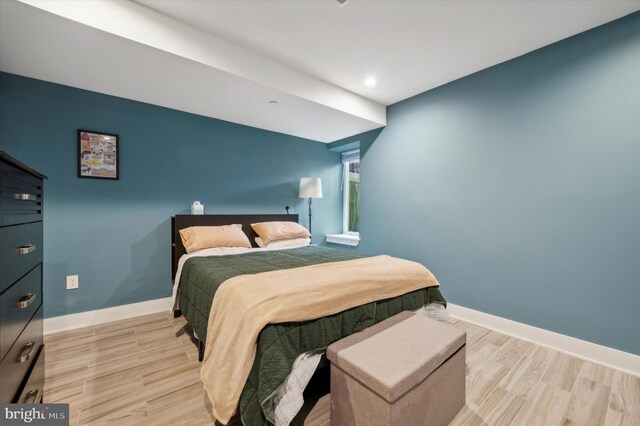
left=327, top=311, right=466, bottom=426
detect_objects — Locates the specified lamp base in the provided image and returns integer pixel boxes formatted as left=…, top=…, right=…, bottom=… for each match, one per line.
left=308, top=198, right=313, bottom=242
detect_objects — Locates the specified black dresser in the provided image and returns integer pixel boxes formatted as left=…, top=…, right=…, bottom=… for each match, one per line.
left=0, top=151, right=46, bottom=404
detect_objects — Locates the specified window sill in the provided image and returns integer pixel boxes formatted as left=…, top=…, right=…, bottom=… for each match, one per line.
left=326, top=234, right=360, bottom=247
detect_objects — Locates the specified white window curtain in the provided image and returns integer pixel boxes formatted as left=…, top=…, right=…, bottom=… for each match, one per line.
left=341, top=149, right=359, bottom=191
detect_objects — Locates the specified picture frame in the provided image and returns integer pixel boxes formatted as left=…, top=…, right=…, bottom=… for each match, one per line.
left=78, top=129, right=119, bottom=180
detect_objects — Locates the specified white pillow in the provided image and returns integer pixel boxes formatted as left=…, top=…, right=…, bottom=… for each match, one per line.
left=255, top=237, right=311, bottom=249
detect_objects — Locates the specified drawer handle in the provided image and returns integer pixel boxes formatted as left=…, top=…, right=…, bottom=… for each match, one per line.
left=19, top=342, right=36, bottom=363
left=18, top=293, right=36, bottom=309
left=17, top=244, right=37, bottom=255
left=14, top=193, right=37, bottom=201
left=23, top=388, right=42, bottom=404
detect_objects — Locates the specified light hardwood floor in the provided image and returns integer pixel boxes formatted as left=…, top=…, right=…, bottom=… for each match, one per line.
left=43, top=312, right=640, bottom=426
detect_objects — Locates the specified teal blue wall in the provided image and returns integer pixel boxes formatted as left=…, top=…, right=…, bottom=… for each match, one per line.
left=0, top=72, right=342, bottom=318
left=354, top=12, right=640, bottom=355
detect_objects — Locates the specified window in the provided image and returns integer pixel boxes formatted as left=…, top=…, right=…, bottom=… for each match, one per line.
left=342, top=150, right=360, bottom=235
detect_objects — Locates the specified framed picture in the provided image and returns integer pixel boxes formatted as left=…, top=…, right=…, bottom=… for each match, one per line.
left=78, top=129, right=119, bottom=180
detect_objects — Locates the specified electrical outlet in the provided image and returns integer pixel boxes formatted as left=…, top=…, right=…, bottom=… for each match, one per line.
left=66, top=275, right=79, bottom=290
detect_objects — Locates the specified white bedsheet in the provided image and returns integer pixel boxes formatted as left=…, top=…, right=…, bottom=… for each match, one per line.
left=271, top=350, right=324, bottom=426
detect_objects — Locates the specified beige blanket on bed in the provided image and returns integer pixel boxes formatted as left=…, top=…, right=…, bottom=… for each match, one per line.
left=200, top=255, right=440, bottom=424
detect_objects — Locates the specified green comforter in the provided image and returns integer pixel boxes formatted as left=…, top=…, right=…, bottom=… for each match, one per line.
left=177, top=246, right=446, bottom=425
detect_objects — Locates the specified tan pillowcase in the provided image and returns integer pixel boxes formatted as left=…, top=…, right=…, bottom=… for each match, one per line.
left=179, top=224, right=251, bottom=253
left=251, top=222, right=310, bottom=245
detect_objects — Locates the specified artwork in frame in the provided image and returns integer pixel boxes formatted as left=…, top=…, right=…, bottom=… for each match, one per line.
left=78, top=129, right=119, bottom=180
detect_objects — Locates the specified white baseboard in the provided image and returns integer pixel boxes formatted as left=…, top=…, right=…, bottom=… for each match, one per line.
left=44, top=297, right=173, bottom=335
left=447, top=303, right=640, bottom=378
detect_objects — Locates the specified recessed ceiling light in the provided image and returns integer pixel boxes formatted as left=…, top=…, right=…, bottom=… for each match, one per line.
left=364, top=77, right=376, bottom=87
left=269, top=100, right=278, bottom=104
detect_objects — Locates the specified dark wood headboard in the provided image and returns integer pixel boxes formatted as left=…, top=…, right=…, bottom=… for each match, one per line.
left=171, top=214, right=299, bottom=281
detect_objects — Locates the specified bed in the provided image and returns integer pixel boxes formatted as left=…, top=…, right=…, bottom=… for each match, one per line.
left=171, top=214, right=447, bottom=426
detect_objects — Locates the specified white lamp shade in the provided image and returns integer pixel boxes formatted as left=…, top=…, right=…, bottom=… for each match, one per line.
left=299, top=177, right=322, bottom=198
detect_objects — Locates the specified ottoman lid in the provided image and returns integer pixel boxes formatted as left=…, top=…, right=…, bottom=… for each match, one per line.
left=327, top=312, right=466, bottom=403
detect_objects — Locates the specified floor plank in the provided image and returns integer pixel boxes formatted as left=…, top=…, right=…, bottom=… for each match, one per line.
left=609, top=371, right=640, bottom=418
left=541, top=351, right=584, bottom=392
left=605, top=408, right=640, bottom=426
left=563, top=377, right=611, bottom=426
left=512, top=381, right=571, bottom=426
left=475, top=387, right=526, bottom=426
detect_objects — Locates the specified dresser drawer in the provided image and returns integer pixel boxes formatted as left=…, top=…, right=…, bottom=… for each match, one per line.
left=0, top=265, right=42, bottom=361
left=0, top=305, right=43, bottom=403
left=16, top=344, right=45, bottom=404
left=0, top=169, right=43, bottom=226
left=0, top=160, right=42, bottom=188
left=0, top=222, right=43, bottom=293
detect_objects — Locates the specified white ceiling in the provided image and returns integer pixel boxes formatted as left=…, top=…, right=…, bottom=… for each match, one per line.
left=1, top=0, right=639, bottom=142
left=136, top=0, right=640, bottom=106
